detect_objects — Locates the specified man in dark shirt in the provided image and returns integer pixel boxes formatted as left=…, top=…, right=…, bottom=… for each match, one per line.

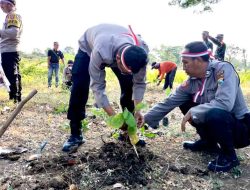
left=208, top=33, right=226, bottom=61
left=202, top=31, right=213, bottom=52
left=47, top=42, right=64, bottom=88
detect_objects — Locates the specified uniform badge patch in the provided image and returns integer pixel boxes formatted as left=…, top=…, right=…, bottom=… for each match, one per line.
left=6, top=13, right=22, bottom=28
left=216, top=70, right=224, bottom=85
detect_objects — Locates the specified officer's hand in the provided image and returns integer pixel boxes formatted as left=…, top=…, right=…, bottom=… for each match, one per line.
left=181, top=110, right=192, bottom=132
left=135, top=111, right=144, bottom=128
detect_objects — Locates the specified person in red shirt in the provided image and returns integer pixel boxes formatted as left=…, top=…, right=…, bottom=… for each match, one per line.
left=151, top=61, right=177, bottom=90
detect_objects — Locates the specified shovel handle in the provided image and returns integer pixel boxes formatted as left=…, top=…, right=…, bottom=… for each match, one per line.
left=0, top=89, right=38, bottom=138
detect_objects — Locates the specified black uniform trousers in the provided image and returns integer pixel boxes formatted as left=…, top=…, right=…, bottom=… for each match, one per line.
left=163, top=67, right=177, bottom=90
left=1, top=52, right=22, bottom=101
left=180, top=101, right=250, bottom=156
left=67, top=49, right=134, bottom=136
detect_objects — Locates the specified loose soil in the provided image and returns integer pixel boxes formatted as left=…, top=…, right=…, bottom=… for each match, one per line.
left=0, top=85, right=250, bottom=190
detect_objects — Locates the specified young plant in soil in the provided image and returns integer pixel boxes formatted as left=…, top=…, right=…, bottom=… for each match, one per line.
left=106, top=103, right=148, bottom=157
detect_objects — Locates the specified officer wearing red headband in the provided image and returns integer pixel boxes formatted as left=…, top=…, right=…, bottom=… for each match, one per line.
left=63, top=24, right=149, bottom=152
left=144, top=41, right=250, bottom=172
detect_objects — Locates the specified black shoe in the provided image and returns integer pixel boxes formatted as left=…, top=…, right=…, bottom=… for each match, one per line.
left=208, top=153, right=240, bottom=172
left=144, top=123, right=159, bottom=129
left=62, top=135, right=85, bottom=152
left=9, top=94, right=14, bottom=100
left=16, top=96, right=21, bottom=103
left=183, top=139, right=220, bottom=153
left=162, top=117, right=169, bottom=127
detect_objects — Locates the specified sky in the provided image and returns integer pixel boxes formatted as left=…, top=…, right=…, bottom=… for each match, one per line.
left=0, top=0, right=250, bottom=54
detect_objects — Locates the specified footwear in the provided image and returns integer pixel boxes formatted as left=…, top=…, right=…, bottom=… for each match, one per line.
left=118, top=133, right=146, bottom=147
left=9, top=93, right=14, bottom=100
left=183, top=139, right=220, bottom=153
left=16, top=96, right=21, bottom=103
left=208, top=153, right=240, bottom=172
left=136, top=139, right=146, bottom=147
left=144, top=123, right=159, bottom=130
left=62, top=135, right=85, bottom=152
left=162, top=117, right=169, bottom=127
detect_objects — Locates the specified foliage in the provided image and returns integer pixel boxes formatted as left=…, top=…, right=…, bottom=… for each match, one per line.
left=226, top=44, right=242, bottom=63
left=63, top=46, right=75, bottom=55
left=106, top=103, right=148, bottom=145
left=90, top=107, right=108, bottom=120
left=107, top=108, right=139, bottom=145
left=168, top=0, right=221, bottom=12
left=149, top=45, right=183, bottom=65
left=211, top=178, right=224, bottom=190
left=226, top=45, right=249, bottom=71
left=54, top=102, right=69, bottom=114
left=82, top=119, right=90, bottom=132
left=139, top=126, right=156, bottom=138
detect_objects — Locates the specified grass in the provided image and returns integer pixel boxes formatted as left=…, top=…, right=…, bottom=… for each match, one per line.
left=0, top=58, right=250, bottom=189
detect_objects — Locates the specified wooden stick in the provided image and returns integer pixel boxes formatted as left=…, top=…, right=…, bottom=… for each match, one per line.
left=0, top=89, right=38, bottom=138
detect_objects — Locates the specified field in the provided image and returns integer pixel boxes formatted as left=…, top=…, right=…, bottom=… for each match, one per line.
left=0, top=58, right=250, bottom=190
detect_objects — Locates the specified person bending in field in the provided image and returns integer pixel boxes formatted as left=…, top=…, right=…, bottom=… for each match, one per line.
left=151, top=61, right=177, bottom=90
left=62, top=24, right=149, bottom=152
left=144, top=41, right=250, bottom=172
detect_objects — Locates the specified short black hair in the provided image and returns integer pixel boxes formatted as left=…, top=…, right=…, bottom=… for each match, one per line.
left=184, top=41, right=209, bottom=62
left=123, top=45, right=148, bottom=73
left=68, top=60, right=73, bottom=64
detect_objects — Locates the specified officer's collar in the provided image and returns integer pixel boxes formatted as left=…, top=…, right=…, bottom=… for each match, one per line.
left=205, top=60, right=215, bottom=78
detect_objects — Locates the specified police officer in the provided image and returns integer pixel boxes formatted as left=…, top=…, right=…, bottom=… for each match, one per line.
left=207, top=33, right=226, bottom=61
left=0, top=0, right=23, bottom=102
left=202, top=31, right=213, bottom=52
left=144, top=41, right=250, bottom=172
left=62, top=24, right=149, bottom=152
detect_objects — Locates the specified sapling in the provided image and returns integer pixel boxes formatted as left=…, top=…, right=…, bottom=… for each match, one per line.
left=106, top=102, right=148, bottom=157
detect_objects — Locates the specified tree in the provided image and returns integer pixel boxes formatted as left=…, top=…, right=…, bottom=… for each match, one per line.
left=242, top=49, right=248, bottom=71
left=225, top=45, right=241, bottom=63
left=169, top=0, right=221, bottom=11
left=149, top=45, right=183, bottom=65
left=64, top=46, right=75, bottom=55
left=31, top=48, right=46, bottom=57
left=44, top=47, right=50, bottom=55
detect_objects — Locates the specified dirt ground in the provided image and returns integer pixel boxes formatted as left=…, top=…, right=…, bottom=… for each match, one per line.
left=0, top=85, right=250, bottom=190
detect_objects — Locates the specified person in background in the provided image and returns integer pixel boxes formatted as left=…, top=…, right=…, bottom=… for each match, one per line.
left=63, top=60, right=73, bottom=89
left=144, top=41, right=250, bottom=172
left=0, top=0, right=23, bottom=102
left=47, top=42, right=64, bottom=88
left=62, top=24, right=149, bottom=152
left=151, top=61, right=177, bottom=90
left=202, top=31, right=213, bottom=52
left=207, top=32, right=226, bottom=61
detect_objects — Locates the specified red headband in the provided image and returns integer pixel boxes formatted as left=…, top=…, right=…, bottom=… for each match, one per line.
left=181, top=50, right=209, bottom=57
left=121, top=46, right=132, bottom=73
